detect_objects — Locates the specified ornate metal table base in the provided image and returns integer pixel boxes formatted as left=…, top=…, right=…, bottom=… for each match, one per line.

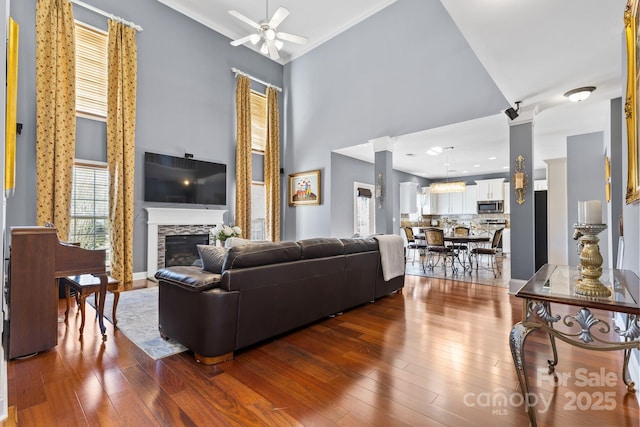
left=510, top=300, right=639, bottom=427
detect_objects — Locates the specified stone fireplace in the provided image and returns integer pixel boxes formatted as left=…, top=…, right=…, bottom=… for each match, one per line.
left=145, top=207, right=226, bottom=278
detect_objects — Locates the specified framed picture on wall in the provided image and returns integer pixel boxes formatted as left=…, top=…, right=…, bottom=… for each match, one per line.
left=288, top=170, right=321, bottom=206
left=625, top=0, right=640, bottom=203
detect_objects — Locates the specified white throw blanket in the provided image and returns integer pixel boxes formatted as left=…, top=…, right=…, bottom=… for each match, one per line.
left=374, top=234, right=405, bottom=281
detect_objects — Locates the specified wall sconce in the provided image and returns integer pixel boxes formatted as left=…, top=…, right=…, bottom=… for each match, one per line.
left=376, top=172, right=384, bottom=209
left=513, top=155, right=528, bottom=205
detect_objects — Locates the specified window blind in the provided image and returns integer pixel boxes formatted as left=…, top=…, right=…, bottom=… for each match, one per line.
left=75, top=21, right=108, bottom=118
left=250, top=90, right=267, bottom=152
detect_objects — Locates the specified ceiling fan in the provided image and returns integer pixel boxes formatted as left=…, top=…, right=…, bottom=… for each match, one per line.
left=229, top=1, right=309, bottom=61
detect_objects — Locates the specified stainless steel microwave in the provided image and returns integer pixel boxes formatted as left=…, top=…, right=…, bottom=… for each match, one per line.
left=477, top=200, right=504, bottom=214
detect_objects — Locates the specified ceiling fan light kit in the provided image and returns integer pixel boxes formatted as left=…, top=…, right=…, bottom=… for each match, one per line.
left=229, top=1, right=309, bottom=61
left=564, top=86, right=596, bottom=102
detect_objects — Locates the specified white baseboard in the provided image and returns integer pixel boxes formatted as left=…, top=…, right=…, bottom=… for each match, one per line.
left=133, top=271, right=148, bottom=281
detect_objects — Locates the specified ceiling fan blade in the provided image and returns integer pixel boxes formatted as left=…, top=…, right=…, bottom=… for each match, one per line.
left=277, top=32, right=309, bottom=45
left=267, top=40, right=280, bottom=60
left=228, top=10, right=260, bottom=30
left=269, top=7, right=290, bottom=28
left=230, top=34, right=254, bottom=47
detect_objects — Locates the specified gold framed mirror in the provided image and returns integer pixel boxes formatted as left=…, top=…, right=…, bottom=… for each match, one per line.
left=625, top=0, right=640, bottom=204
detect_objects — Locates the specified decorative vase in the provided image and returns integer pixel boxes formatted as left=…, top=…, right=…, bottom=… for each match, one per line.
left=216, top=239, right=222, bottom=247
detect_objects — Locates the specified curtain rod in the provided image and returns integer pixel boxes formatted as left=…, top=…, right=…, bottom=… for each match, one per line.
left=231, top=67, right=282, bottom=92
left=69, top=0, right=143, bottom=32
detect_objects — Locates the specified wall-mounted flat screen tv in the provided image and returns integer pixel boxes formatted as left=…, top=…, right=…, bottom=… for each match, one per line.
left=144, top=152, right=226, bottom=205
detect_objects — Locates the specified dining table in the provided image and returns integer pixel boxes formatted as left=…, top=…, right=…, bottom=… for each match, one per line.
left=444, top=235, right=490, bottom=271
left=416, top=227, right=491, bottom=273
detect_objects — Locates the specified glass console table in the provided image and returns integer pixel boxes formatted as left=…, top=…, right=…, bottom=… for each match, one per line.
left=510, top=264, right=639, bottom=427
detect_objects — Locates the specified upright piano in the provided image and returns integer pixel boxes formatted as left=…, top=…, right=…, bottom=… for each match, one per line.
left=7, top=226, right=108, bottom=358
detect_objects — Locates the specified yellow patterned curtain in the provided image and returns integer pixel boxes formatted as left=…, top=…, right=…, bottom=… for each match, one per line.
left=107, top=20, right=137, bottom=284
left=35, top=0, right=76, bottom=241
left=264, top=87, right=280, bottom=241
left=235, top=76, right=252, bottom=236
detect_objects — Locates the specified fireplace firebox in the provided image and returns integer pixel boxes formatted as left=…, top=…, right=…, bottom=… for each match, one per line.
left=165, top=234, right=209, bottom=267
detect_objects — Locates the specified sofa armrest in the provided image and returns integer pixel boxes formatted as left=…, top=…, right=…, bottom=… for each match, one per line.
left=155, top=266, right=221, bottom=292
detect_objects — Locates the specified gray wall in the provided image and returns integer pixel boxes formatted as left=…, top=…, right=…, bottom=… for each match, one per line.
left=566, top=132, right=608, bottom=268
left=9, top=0, right=283, bottom=273
left=283, top=0, right=508, bottom=240
left=608, top=98, right=623, bottom=265
left=330, top=152, right=376, bottom=238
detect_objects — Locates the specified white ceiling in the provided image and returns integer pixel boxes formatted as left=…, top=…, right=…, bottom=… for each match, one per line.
left=159, top=0, right=628, bottom=179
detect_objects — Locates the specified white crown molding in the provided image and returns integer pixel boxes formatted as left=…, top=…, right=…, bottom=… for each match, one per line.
left=370, top=136, right=395, bottom=152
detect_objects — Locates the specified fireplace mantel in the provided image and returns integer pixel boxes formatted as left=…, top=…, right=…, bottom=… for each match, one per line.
left=146, top=207, right=226, bottom=278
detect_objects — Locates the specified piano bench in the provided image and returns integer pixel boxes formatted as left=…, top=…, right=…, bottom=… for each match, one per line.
left=61, top=274, right=120, bottom=335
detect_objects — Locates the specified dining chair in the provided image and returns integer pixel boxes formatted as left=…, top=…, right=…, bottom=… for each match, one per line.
left=400, top=226, right=420, bottom=264
left=470, top=227, right=504, bottom=277
left=423, top=227, right=457, bottom=275
left=450, top=226, right=471, bottom=270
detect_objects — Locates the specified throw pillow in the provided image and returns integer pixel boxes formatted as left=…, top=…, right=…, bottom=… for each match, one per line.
left=197, top=244, right=227, bottom=273
left=225, top=237, right=251, bottom=248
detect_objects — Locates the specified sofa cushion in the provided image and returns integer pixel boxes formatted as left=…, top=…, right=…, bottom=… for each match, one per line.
left=340, top=238, right=378, bottom=254
left=297, top=238, right=344, bottom=259
left=155, top=265, right=221, bottom=292
left=197, top=245, right=227, bottom=273
left=222, top=241, right=301, bottom=270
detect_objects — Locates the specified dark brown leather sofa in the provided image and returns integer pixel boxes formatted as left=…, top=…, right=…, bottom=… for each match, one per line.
left=155, top=237, right=404, bottom=364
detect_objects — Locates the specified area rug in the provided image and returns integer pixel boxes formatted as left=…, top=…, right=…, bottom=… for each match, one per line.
left=89, top=287, right=187, bottom=360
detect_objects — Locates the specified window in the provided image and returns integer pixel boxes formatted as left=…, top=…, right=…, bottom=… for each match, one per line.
left=250, top=90, right=268, bottom=239
left=251, top=182, right=266, bottom=241
left=354, top=183, right=375, bottom=237
left=69, top=161, right=110, bottom=265
left=75, top=21, right=108, bottom=119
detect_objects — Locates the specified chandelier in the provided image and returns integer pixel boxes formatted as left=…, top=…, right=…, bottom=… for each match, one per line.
left=430, top=181, right=466, bottom=193
left=429, top=146, right=466, bottom=194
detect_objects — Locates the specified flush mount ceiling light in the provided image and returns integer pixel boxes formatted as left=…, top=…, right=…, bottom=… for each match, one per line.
left=563, top=86, right=596, bottom=102
left=426, top=146, right=443, bottom=156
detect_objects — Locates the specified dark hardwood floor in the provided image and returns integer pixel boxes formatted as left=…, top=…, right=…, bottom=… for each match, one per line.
left=7, top=274, right=639, bottom=426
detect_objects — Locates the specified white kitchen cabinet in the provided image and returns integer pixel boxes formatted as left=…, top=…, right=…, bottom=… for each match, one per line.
left=503, top=182, right=510, bottom=214
left=475, top=178, right=505, bottom=201
left=463, top=185, right=477, bottom=214
left=399, top=182, right=418, bottom=214
left=502, top=228, right=511, bottom=254
left=436, top=191, right=463, bottom=214
left=534, top=180, right=548, bottom=191
left=420, top=187, right=437, bottom=214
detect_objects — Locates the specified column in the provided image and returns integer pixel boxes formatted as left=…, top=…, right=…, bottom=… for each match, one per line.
left=372, top=136, right=395, bottom=235
left=509, top=109, right=536, bottom=289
